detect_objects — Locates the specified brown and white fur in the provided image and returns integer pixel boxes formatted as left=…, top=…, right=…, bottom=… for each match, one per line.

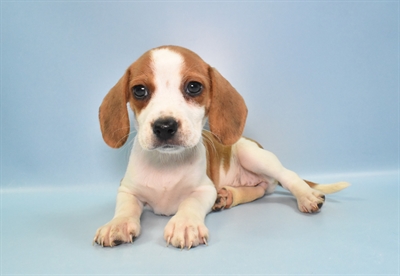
left=93, top=45, right=349, bottom=249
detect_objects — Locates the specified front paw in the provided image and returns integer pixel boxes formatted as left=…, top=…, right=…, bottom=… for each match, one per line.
left=93, top=217, right=140, bottom=247
left=297, top=189, right=326, bottom=213
left=164, top=214, right=209, bottom=249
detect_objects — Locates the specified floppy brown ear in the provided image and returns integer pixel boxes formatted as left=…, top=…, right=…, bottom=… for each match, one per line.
left=99, top=70, right=130, bottom=148
left=208, top=67, right=248, bottom=145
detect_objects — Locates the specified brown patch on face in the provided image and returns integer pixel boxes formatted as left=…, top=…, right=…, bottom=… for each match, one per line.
left=202, top=130, right=232, bottom=188
left=125, top=51, right=157, bottom=116
left=163, top=46, right=212, bottom=108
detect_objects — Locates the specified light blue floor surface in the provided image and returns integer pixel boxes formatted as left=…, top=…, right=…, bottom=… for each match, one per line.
left=1, top=171, right=398, bottom=275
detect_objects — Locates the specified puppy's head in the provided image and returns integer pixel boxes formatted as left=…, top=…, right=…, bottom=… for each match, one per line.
left=99, top=46, right=247, bottom=153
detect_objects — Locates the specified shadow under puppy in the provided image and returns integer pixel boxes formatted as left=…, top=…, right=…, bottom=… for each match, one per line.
left=93, top=45, right=349, bottom=249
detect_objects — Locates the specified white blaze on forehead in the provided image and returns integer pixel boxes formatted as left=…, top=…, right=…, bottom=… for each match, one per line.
left=151, top=48, right=184, bottom=92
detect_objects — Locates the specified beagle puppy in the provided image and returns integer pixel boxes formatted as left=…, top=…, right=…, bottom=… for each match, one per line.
left=93, top=45, right=349, bottom=249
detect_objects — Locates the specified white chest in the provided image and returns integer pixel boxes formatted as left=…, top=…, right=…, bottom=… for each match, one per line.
left=121, top=142, right=210, bottom=215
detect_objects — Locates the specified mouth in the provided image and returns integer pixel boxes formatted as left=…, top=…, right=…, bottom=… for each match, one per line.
left=154, top=144, right=185, bottom=153
left=161, top=144, right=176, bottom=150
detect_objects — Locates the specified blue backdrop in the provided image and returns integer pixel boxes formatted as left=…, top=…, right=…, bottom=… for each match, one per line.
left=2, top=1, right=398, bottom=189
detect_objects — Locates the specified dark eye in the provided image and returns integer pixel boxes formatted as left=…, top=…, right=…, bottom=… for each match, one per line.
left=185, top=81, right=203, bottom=96
left=132, top=85, right=148, bottom=99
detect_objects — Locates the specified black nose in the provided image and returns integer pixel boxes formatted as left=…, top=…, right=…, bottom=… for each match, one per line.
left=152, top=117, right=178, bottom=141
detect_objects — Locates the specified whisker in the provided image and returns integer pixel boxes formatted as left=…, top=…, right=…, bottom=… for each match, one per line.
left=122, top=130, right=138, bottom=161
left=202, top=132, right=217, bottom=156
left=204, top=122, right=223, bottom=146
left=110, top=127, right=135, bottom=148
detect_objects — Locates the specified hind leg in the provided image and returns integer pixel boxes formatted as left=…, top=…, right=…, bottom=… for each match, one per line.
left=212, top=183, right=272, bottom=211
left=236, top=138, right=325, bottom=213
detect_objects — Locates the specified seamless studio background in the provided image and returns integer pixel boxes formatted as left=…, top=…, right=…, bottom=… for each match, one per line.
left=1, top=1, right=399, bottom=275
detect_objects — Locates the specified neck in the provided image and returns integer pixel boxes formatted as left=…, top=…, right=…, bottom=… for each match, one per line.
left=132, top=137, right=205, bottom=168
